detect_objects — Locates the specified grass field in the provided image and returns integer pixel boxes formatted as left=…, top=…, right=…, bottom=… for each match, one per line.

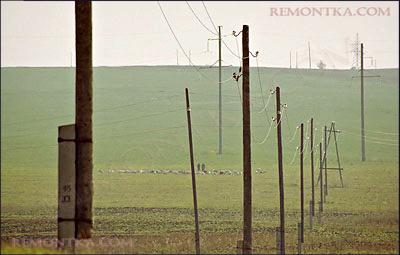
left=1, top=66, right=399, bottom=253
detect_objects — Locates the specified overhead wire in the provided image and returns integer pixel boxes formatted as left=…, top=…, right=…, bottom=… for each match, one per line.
left=185, top=1, right=217, bottom=36
left=157, top=1, right=212, bottom=82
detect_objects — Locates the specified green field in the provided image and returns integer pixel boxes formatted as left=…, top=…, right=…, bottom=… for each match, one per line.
left=1, top=66, right=399, bottom=254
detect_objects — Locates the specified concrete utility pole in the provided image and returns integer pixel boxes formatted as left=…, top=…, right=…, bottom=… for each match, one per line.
left=242, top=24, right=252, bottom=255
left=360, top=43, right=366, bottom=161
left=75, top=1, right=93, bottom=239
left=218, top=25, right=222, bottom=154
left=185, top=88, right=201, bottom=254
left=276, top=86, right=285, bottom=255
left=308, top=42, right=311, bottom=69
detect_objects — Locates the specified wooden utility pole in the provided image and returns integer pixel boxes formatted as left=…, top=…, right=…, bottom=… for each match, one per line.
left=310, top=118, right=315, bottom=216
left=242, top=24, right=252, bottom=255
left=324, top=125, right=328, bottom=197
left=308, top=42, right=311, bottom=69
left=360, top=43, right=366, bottom=161
left=300, top=123, right=304, bottom=243
left=218, top=25, right=223, bottom=154
left=319, top=142, right=323, bottom=211
left=276, top=86, right=285, bottom=255
left=185, top=88, right=201, bottom=254
left=75, top=1, right=93, bottom=239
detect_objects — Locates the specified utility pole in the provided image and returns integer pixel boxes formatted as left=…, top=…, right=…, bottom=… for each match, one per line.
left=310, top=118, right=315, bottom=216
left=290, top=51, right=292, bottom=69
left=319, top=142, right=323, bottom=211
left=296, top=52, right=298, bottom=69
left=276, top=86, right=285, bottom=255
left=189, top=49, right=192, bottom=65
left=177, top=50, right=179, bottom=66
left=300, top=123, right=304, bottom=243
left=324, top=126, right=328, bottom=198
left=218, top=25, right=222, bottom=154
left=308, top=42, right=311, bottom=69
left=185, top=88, right=201, bottom=254
left=75, top=1, right=93, bottom=239
left=242, top=24, right=252, bottom=255
left=360, top=43, right=366, bottom=161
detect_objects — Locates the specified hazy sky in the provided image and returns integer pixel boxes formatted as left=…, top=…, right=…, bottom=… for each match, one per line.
left=1, top=1, right=398, bottom=68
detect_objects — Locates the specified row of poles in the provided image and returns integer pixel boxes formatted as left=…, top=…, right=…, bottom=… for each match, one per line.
left=184, top=25, right=341, bottom=254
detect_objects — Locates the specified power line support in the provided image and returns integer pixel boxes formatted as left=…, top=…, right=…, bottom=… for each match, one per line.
left=75, top=1, right=93, bottom=239
left=290, top=51, right=292, bottom=69
left=218, top=25, right=222, bottom=154
left=361, top=43, right=366, bottom=161
left=300, top=123, right=304, bottom=243
left=276, top=86, right=285, bottom=255
left=310, top=118, right=315, bottom=216
left=242, top=24, right=252, bottom=255
left=319, top=142, right=323, bottom=211
left=324, top=125, right=328, bottom=199
left=185, top=88, right=201, bottom=254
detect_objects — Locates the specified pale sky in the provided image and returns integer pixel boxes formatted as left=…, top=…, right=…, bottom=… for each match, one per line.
left=1, top=1, right=399, bottom=69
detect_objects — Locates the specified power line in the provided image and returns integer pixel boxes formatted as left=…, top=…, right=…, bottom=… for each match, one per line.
left=157, top=1, right=212, bottom=81
left=201, top=1, right=218, bottom=32
left=186, top=2, right=217, bottom=36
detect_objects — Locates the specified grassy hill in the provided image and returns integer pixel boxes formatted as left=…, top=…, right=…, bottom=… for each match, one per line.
left=1, top=66, right=398, bottom=253
left=1, top=66, right=398, bottom=171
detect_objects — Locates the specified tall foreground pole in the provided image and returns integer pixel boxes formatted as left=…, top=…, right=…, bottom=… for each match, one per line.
left=218, top=25, right=223, bottom=154
left=242, top=25, right=252, bottom=254
left=185, top=88, right=201, bottom=254
left=310, top=118, right=315, bottom=216
left=75, top=1, right=93, bottom=239
left=300, top=123, right=304, bottom=243
left=360, top=43, right=366, bottom=161
left=276, top=87, right=285, bottom=254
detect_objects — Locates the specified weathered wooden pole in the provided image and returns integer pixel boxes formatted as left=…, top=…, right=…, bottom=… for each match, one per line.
left=310, top=118, right=315, bottom=216
left=75, top=1, right=93, bottom=239
left=319, top=142, right=323, bottom=211
left=324, top=125, right=328, bottom=198
left=242, top=24, right=252, bottom=255
left=300, top=123, right=304, bottom=243
left=185, top=88, right=201, bottom=254
left=276, top=86, right=285, bottom=255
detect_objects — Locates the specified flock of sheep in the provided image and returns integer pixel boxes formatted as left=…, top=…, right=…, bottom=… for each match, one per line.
left=98, top=168, right=267, bottom=175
